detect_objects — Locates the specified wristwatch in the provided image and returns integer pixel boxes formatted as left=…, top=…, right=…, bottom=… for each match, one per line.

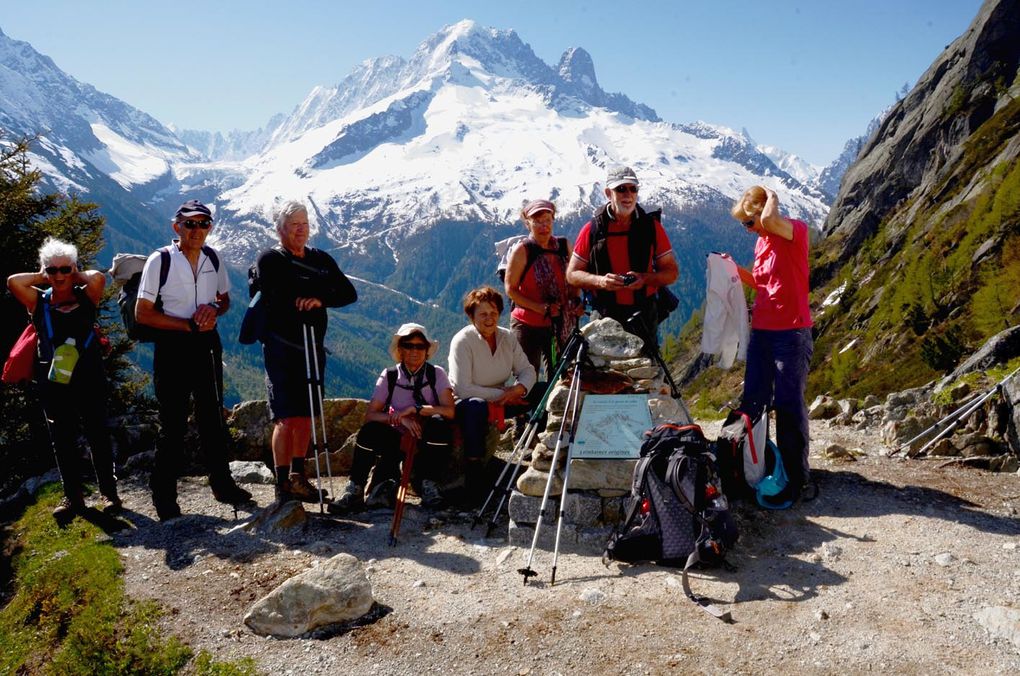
left=415, top=403, right=423, bottom=415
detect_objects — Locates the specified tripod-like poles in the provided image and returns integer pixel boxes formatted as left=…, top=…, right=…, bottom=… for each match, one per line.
left=472, top=328, right=587, bottom=537
left=518, top=340, right=587, bottom=585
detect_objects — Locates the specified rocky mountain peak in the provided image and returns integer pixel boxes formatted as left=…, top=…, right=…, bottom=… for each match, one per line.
left=820, top=0, right=1020, bottom=281
left=557, top=47, right=599, bottom=94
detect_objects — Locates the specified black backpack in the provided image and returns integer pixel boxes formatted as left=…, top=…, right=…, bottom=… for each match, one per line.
left=238, top=247, right=283, bottom=345
left=604, top=422, right=738, bottom=621
left=383, top=363, right=439, bottom=409
left=116, top=245, right=220, bottom=343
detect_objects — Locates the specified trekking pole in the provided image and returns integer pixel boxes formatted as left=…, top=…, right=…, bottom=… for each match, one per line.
left=518, top=359, right=584, bottom=585
left=302, top=324, right=325, bottom=514
left=473, top=328, right=585, bottom=535
left=209, top=348, right=237, bottom=520
left=550, top=340, right=588, bottom=586
left=626, top=311, right=692, bottom=424
left=389, top=432, right=418, bottom=546
left=895, top=366, right=1020, bottom=457
left=913, top=372, right=1016, bottom=457
left=309, top=324, right=336, bottom=498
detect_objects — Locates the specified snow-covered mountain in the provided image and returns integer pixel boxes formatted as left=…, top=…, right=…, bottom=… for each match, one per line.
left=198, top=21, right=829, bottom=269
left=172, top=115, right=285, bottom=162
left=2, top=19, right=836, bottom=394
left=756, top=143, right=820, bottom=188
left=0, top=26, right=202, bottom=252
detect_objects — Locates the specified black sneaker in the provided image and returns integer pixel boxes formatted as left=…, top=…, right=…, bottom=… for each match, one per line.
left=211, top=480, right=254, bottom=506
left=155, top=501, right=182, bottom=522
left=419, top=479, right=444, bottom=509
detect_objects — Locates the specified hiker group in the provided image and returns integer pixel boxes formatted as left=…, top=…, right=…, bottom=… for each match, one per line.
left=5, top=164, right=814, bottom=533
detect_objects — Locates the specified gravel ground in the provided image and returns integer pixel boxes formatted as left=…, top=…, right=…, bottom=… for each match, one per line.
left=108, top=419, right=1020, bottom=675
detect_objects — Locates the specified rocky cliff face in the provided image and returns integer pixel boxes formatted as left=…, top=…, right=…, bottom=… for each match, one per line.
left=807, top=0, right=1020, bottom=399
left=818, top=0, right=1020, bottom=283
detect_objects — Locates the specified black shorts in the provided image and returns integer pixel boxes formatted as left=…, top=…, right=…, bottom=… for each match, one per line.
left=263, top=338, right=324, bottom=420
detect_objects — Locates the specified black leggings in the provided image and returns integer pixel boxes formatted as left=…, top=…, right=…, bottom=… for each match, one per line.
left=38, top=358, right=116, bottom=500
left=351, top=416, right=453, bottom=489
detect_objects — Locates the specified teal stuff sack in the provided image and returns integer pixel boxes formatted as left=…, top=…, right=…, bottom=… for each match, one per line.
left=755, top=440, right=793, bottom=510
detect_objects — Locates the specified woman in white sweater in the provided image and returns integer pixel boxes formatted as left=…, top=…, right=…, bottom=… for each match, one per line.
left=448, top=286, right=537, bottom=503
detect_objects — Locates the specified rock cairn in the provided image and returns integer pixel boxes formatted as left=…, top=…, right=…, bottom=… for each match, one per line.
left=508, top=318, right=688, bottom=551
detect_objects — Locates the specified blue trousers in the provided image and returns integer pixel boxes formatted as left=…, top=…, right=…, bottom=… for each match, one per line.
left=740, top=327, right=814, bottom=489
left=456, top=384, right=546, bottom=459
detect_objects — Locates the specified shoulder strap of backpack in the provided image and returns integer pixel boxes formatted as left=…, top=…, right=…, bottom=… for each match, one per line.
left=519, top=237, right=570, bottom=282
left=157, top=247, right=171, bottom=291
left=384, top=367, right=399, bottom=410
left=425, top=362, right=439, bottom=404
left=201, top=245, right=220, bottom=271
left=40, top=289, right=54, bottom=342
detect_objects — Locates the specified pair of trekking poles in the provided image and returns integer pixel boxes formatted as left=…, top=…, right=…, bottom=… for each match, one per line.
left=893, top=365, right=1020, bottom=457
left=301, top=322, right=335, bottom=514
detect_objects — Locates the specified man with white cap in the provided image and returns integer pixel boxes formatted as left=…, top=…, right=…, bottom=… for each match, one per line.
left=566, top=165, right=679, bottom=346
left=328, top=323, right=455, bottom=514
left=135, top=199, right=252, bottom=520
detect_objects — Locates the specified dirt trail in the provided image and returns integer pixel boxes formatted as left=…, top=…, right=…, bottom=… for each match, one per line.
left=109, top=419, right=1020, bottom=674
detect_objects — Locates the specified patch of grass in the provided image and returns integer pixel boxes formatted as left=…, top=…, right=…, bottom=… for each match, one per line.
left=192, top=651, right=261, bottom=676
left=0, top=483, right=262, bottom=675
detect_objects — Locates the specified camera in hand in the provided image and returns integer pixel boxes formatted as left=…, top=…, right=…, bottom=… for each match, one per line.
left=621, top=273, right=637, bottom=285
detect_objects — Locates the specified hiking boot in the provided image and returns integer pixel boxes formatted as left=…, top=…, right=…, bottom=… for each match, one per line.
left=99, top=490, right=123, bottom=513
left=211, top=479, right=254, bottom=506
left=365, top=479, right=397, bottom=509
left=419, top=479, right=444, bottom=509
left=52, top=494, right=85, bottom=520
left=286, top=473, right=328, bottom=503
left=327, top=482, right=365, bottom=515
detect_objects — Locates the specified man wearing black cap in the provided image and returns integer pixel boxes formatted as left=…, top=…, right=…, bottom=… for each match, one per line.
left=135, top=199, right=253, bottom=520
left=566, top=165, right=679, bottom=346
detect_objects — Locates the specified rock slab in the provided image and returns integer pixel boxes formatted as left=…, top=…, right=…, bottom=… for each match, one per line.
left=244, top=553, right=374, bottom=638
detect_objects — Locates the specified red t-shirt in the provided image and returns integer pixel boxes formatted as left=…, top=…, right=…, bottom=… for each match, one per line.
left=750, top=218, right=813, bottom=330
left=509, top=243, right=569, bottom=327
left=572, top=218, right=673, bottom=306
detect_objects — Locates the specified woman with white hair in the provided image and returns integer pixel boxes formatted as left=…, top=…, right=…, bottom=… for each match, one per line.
left=328, top=323, right=455, bottom=515
left=7, top=237, right=119, bottom=519
left=255, top=200, right=357, bottom=504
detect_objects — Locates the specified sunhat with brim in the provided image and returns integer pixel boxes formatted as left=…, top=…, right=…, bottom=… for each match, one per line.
left=389, top=323, right=439, bottom=361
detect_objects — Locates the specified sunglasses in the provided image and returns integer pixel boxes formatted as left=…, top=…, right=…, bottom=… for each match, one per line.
left=612, top=185, right=639, bottom=194
left=45, top=265, right=74, bottom=275
left=742, top=218, right=756, bottom=228
left=399, top=342, right=429, bottom=351
left=181, top=219, right=213, bottom=230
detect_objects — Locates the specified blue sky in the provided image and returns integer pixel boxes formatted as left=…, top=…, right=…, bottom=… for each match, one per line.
left=2, top=0, right=981, bottom=166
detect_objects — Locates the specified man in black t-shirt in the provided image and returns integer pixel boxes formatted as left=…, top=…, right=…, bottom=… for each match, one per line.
left=257, top=200, right=357, bottom=504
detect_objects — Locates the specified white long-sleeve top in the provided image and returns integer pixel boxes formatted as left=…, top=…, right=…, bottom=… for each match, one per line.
left=702, top=253, right=750, bottom=369
left=448, top=324, right=537, bottom=401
